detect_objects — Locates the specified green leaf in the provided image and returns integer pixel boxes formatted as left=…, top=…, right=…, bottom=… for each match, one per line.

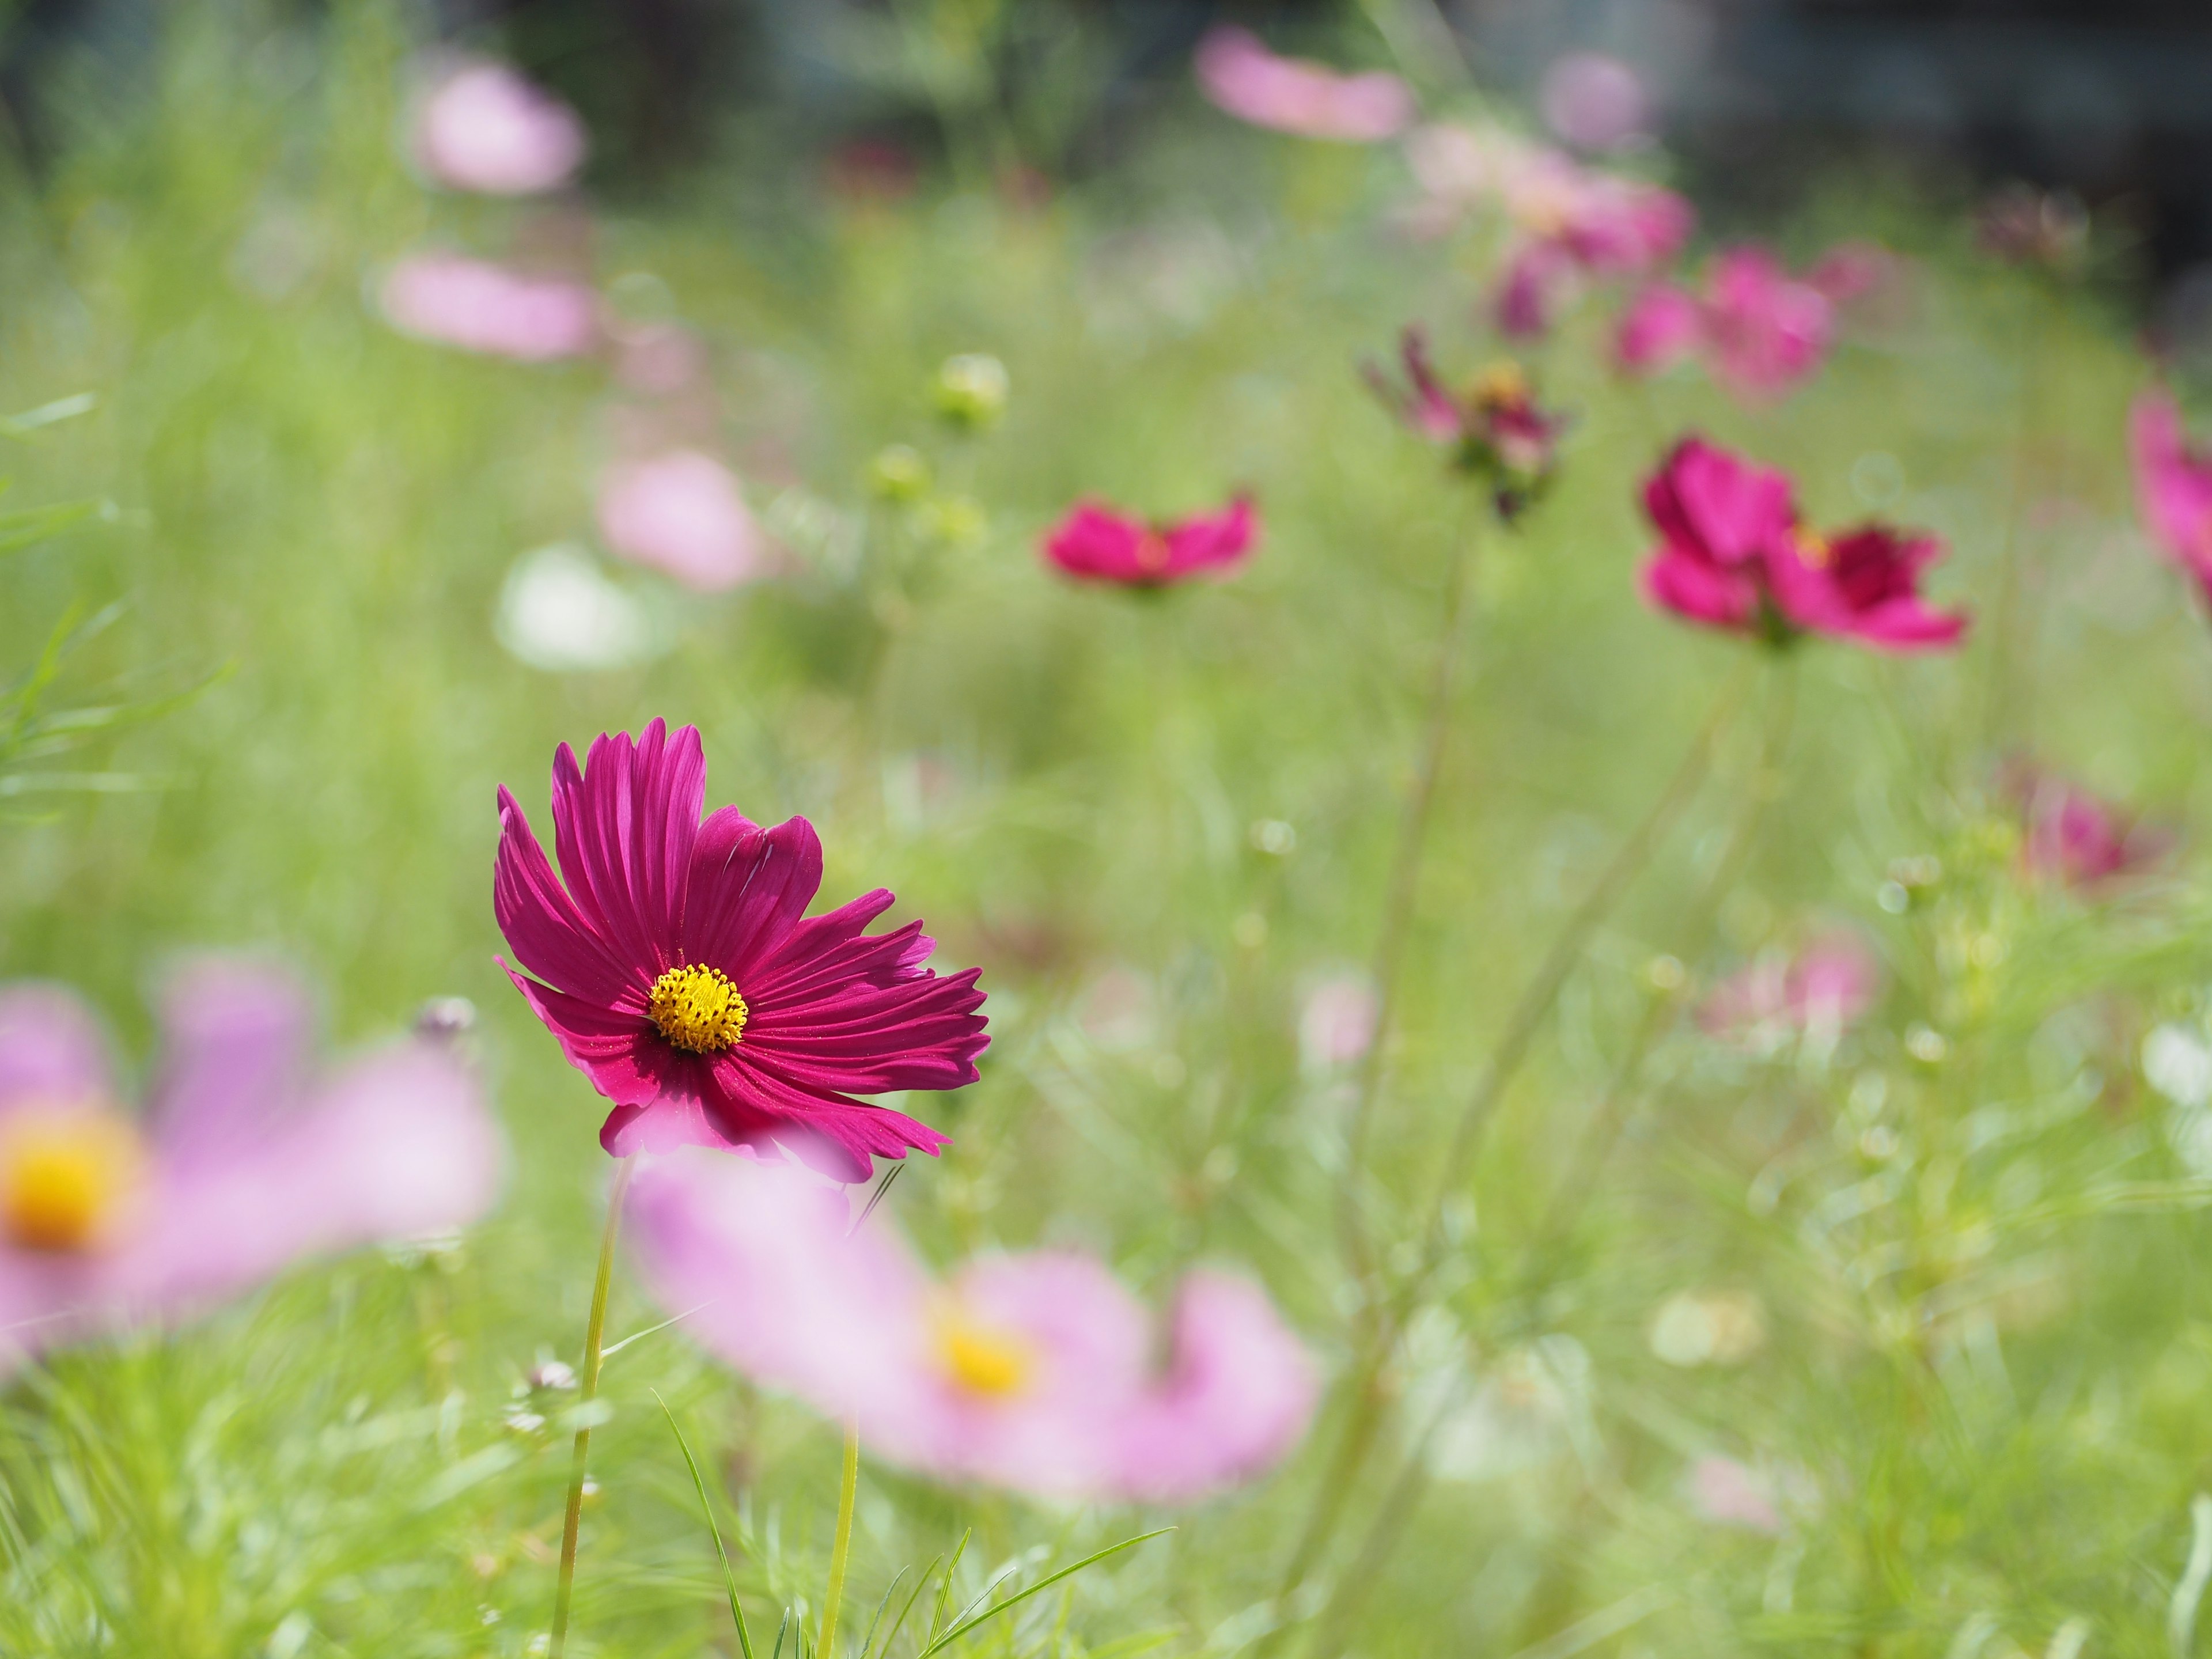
left=654, top=1391, right=758, bottom=1659
left=915, top=1529, right=1173, bottom=1658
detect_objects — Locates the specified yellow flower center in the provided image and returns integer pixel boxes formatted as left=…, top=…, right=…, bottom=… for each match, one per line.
left=647, top=965, right=749, bottom=1054
left=934, top=1308, right=1035, bottom=1399
left=0, top=1108, right=143, bottom=1253
left=1471, top=362, right=1529, bottom=412
left=1791, top=527, right=1832, bottom=569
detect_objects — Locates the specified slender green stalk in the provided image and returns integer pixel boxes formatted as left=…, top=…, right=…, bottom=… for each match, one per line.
left=548, top=1154, right=637, bottom=1659
left=1339, top=506, right=1486, bottom=1287
left=818, top=1419, right=861, bottom=1659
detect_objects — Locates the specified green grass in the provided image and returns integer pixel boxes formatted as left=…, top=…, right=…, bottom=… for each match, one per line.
left=4, top=2, right=2212, bottom=1656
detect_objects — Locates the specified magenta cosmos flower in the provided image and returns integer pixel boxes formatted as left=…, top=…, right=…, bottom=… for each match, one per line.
left=2003, top=764, right=2168, bottom=888
left=1699, top=933, right=1881, bottom=1052
left=1616, top=244, right=1879, bottom=399
left=1367, top=331, right=1565, bottom=518
left=380, top=253, right=599, bottom=361
left=415, top=62, right=586, bottom=195
left=1042, top=497, right=1257, bottom=588
left=0, top=959, right=501, bottom=1374
left=494, top=720, right=987, bottom=1181
left=626, top=1152, right=1316, bottom=1503
left=2130, top=391, right=2212, bottom=603
left=1193, top=26, right=1414, bottom=143
left=1642, top=437, right=1967, bottom=652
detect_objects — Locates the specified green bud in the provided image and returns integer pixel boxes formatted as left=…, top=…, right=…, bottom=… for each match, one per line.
left=934, top=353, right=1009, bottom=430
left=867, top=444, right=933, bottom=501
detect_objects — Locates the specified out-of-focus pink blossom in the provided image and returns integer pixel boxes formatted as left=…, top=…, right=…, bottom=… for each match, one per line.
left=415, top=62, right=586, bottom=195
left=2130, top=391, right=2212, bottom=602
left=1366, top=332, right=1566, bottom=517
left=0, top=960, right=502, bottom=1374
left=596, top=450, right=768, bottom=592
left=626, top=1152, right=1317, bottom=1502
left=1193, top=26, right=1414, bottom=143
left=2005, top=765, right=2168, bottom=888
left=1617, top=245, right=1881, bottom=398
left=380, top=253, right=598, bottom=361
left=1539, top=53, right=1650, bottom=152
left=1043, top=497, right=1258, bottom=588
left=1700, top=934, right=1881, bottom=1051
left=1299, top=975, right=1379, bottom=1070
left=1642, top=437, right=1967, bottom=652
left=611, top=323, right=707, bottom=396
left=1687, top=1455, right=1786, bottom=1533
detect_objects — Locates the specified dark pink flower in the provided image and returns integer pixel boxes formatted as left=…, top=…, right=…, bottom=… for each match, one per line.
left=1699, top=934, right=1881, bottom=1051
left=2005, top=765, right=2168, bottom=888
left=626, top=1153, right=1316, bottom=1502
left=1642, top=437, right=1967, bottom=652
left=1618, top=245, right=1876, bottom=398
left=1366, top=332, right=1565, bottom=517
left=2130, top=391, right=2212, bottom=601
left=415, top=62, right=586, bottom=196
left=1042, top=498, right=1257, bottom=588
left=1194, top=26, right=1413, bottom=143
left=380, top=253, right=598, bottom=361
left=494, top=720, right=987, bottom=1181
left=0, top=960, right=501, bottom=1373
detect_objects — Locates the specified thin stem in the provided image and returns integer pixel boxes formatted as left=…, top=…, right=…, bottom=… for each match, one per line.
left=819, top=1418, right=861, bottom=1659
left=550, top=1155, right=637, bottom=1659
left=1982, top=281, right=2052, bottom=753
left=1339, top=506, right=1485, bottom=1287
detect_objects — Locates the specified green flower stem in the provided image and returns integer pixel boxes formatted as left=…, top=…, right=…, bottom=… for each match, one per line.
left=819, top=1418, right=862, bottom=1659
left=548, top=1154, right=637, bottom=1659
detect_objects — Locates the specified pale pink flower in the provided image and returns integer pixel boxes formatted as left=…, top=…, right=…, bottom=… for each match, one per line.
left=1539, top=53, right=1650, bottom=153
left=626, top=1152, right=1317, bottom=1503
left=1700, top=933, right=1882, bottom=1051
left=1687, top=1455, right=1785, bottom=1533
left=0, top=959, right=502, bottom=1374
left=415, top=62, right=586, bottom=195
left=380, top=253, right=599, bottom=361
left=1194, top=26, right=1414, bottom=143
left=1299, top=975, right=1379, bottom=1070
left=2005, top=764, right=2168, bottom=888
left=596, top=450, right=768, bottom=592
left=1618, top=245, right=1878, bottom=397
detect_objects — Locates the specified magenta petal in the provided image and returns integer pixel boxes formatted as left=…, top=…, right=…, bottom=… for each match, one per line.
left=684, top=815, right=826, bottom=978
left=0, top=985, right=113, bottom=1114
left=500, top=961, right=664, bottom=1109
left=497, top=785, right=642, bottom=1007
left=550, top=719, right=706, bottom=975
left=711, top=1054, right=949, bottom=1180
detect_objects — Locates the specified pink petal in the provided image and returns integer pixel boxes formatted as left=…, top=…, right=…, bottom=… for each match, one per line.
left=549, top=719, right=705, bottom=976
left=147, top=956, right=313, bottom=1153
left=495, top=785, right=645, bottom=1008
left=0, top=986, right=113, bottom=1113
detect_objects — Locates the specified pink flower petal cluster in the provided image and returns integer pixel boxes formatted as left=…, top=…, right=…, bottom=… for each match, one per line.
left=1043, top=497, right=1257, bottom=588
left=626, top=1152, right=1317, bottom=1502
left=381, top=253, right=599, bottom=361
left=1404, top=126, right=1691, bottom=336
left=415, top=62, right=586, bottom=195
left=2005, top=764, right=2167, bottom=888
left=1642, top=437, right=1968, bottom=652
left=1193, top=26, right=1414, bottom=143
left=596, top=450, right=768, bottom=592
left=1366, top=331, right=1565, bottom=516
left=495, top=720, right=987, bottom=1181
left=0, top=960, right=502, bottom=1373
left=2130, top=391, right=2212, bottom=602
left=1699, top=933, right=1881, bottom=1050
left=1618, top=245, right=1879, bottom=398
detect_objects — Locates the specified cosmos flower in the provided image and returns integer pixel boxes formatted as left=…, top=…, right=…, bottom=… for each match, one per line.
left=2005, top=764, right=2167, bottom=888
left=494, top=719, right=988, bottom=1181
left=415, top=62, right=587, bottom=196
left=379, top=253, right=598, bottom=361
left=2130, top=391, right=2212, bottom=603
left=1299, top=974, right=1380, bottom=1071
left=1616, top=245, right=1879, bottom=399
left=1042, top=497, right=1257, bottom=588
left=0, top=959, right=501, bottom=1373
left=1699, top=934, right=1881, bottom=1052
left=596, top=450, right=769, bottom=592
left=625, top=1152, right=1317, bottom=1502
left=1193, top=26, right=1414, bottom=143
left=1641, top=437, right=1968, bottom=651
left=1366, top=331, right=1565, bottom=517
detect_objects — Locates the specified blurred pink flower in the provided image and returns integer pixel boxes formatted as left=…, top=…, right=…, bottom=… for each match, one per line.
left=1193, top=26, right=1414, bottom=143
left=1366, top=332, right=1565, bottom=517
left=1618, top=245, right=1879, bottom=397
left=596, top=451, right=767, bottom=592
left=1403, top=129, right=1690, bottom=335
left=416, top=62, right=586, bottom=195
left=1299, top=975, right=1379, bottom=1070
left=611, top=322, right=708, bottom=395
left=0, top=959, right=501, bottom=1373
left=2006, top=765, right=2167, bottom=888
left=380, top=253, right=598, bottom=361
left=1642, top=437, right=1967, bottom=652
left=1700, top=934, right=1881, bottom=1049
left=1043, top=497, right=1257, bottom=587
left=1687, top=1455, right=1785, bottom=1533
left=626, top=1152, right=1317, bottom=1502
left=2130, top=390, right=2212, bottom=601
left=495, top=719, right=988, bottom=1181
left=1539, top=53, right=1650, bottom=152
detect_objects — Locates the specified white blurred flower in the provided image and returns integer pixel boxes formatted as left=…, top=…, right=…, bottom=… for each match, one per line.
left=1648, top=1289, right=1767, bottom=1368
left=494, top=544, right=663, bottom=672
left=2145, top=1022, right=2212, bottom=1108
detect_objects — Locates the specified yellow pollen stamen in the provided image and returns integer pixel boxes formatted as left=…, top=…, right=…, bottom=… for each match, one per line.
left=1471, top=362, right=1529, bottom=411
left=935, top=1309, right=1035, bottom=1399
left=647, top=964, right=749, bottom=1054
left=0, top=1109, right=143, bottom=1253
left=1793, top=526, right=1832, bottom=569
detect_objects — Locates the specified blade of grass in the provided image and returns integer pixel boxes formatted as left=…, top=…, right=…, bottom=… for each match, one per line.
left=772, top=1608, right=791, bottom=1659
left=851, top=1162, right=906, bottom=1235
left=855, top=1566, right=909, bottom=1659
left=870, top=1554, right=940, bottom=1659
left=926, top=1531, right=974, bottom=1646
left=653, top=1391, right=757, bottom=1659
left=916, top=1530, right=1174, bottom=1659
